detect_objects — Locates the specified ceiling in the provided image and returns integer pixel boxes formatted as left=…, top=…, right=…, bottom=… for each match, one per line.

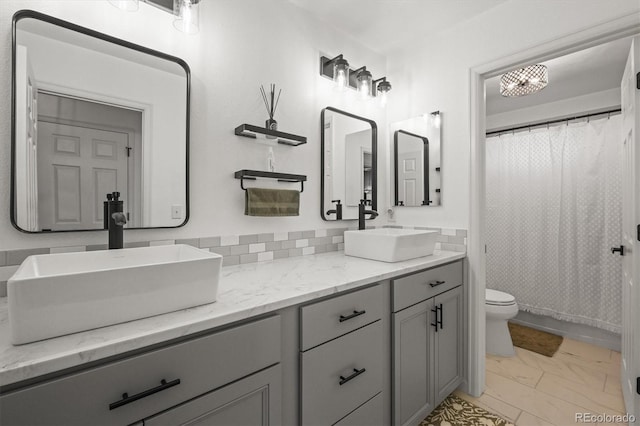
left=287, top=0, right=509, bottom=55
left=485, top=37, right=632, bottom=115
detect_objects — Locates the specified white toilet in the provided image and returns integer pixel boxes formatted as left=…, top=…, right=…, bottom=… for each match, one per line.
left=485, top=289, right=518, bottom=357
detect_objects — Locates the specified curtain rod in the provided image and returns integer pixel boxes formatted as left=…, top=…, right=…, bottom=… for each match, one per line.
left=486, top=108, right=622, bottom=137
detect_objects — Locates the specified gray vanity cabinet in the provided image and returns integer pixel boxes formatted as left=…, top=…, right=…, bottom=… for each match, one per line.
left=300, top=284, right=386, bottom=426
left=392, top=261, right=464, bottom=426
left=0, top=316, right=282, bottom=426
left=142, top=364, right=281, bottom=425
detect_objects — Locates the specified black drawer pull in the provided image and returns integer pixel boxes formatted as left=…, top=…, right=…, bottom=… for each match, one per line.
left=429, top=280, right=446, bottom=287
left=431, top=307, right=439, bottom=332
left=339, top=368, right=366, bottom=385
left=109, top=378, right=181, bottom=410
left=339, top=309, right=366, bottom=322
left=437, top=303, right=443, bottom=330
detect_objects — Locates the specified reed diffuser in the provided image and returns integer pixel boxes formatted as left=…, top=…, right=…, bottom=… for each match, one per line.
left=260, top=84, right=281, bottom=137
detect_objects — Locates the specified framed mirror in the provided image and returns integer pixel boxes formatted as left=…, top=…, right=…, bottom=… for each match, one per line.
left=11, top=10, right=190, bottom=233
left=321, top=107, right=377, bottom=221
left=391, top=112, right=442, bottom=207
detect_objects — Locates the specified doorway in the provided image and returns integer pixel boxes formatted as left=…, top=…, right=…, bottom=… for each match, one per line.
left=468, top=16, right=640, bottom=420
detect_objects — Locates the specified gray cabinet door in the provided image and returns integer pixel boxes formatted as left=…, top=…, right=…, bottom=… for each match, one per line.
left=143, top=364, right=281, bottom=426
left=392, top=299, right=435, bottom=426
left=433, top=286, right=464, bottom=406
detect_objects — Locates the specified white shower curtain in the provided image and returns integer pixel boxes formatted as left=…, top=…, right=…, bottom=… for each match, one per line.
left=486, top=115, right=622, bottom=333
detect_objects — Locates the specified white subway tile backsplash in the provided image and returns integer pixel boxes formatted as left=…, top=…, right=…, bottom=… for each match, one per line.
left=274, top=232, right=288, bottom=241
left=0, top=265, right=19, bottom=281
left=220, top=235, right=240, bottom=246
left=315, top=229, right=328, bottom=237
left=258, top=251, right=274, bottom=262
left=295, top=239, right=309, bottom=248
left=302, top=247, right=315, bottom=256
left=332, top=236, right=343, bottom=244
left=441, top=228, right=457, bottom=236
left=249, top=243, right=266, bottom=253
left=149, top=240, right=175, bottom=246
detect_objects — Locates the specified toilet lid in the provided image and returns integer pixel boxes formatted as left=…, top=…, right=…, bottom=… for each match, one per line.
left=486, top=289, right=516, bottom=305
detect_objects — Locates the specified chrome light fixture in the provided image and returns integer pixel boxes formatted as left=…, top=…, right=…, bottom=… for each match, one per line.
left=173, top=0, right=201, bottom=34
left=108, top=0, right=139, bottom=11
left=500, top=64, right=548, bottom=97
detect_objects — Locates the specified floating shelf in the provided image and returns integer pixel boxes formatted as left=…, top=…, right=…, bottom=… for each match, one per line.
left=234, top=124, right=307, bottom=146
left=234, top=169, right=307, bottom=192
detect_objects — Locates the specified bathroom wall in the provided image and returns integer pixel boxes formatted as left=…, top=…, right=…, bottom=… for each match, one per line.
left=385, top=0, right=640, bottom=229
left=0, top=0, right=389, bottom=250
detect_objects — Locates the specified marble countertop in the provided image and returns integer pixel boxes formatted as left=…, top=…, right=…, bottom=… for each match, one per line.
left=0, top=250, right=465, bottom=388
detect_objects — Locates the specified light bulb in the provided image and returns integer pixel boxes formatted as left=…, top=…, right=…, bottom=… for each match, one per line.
left=433, top=113, right=441, bottom=128
left=332, top=58, right=349, bottom=91
left=174, top=0, right=200, bottom=34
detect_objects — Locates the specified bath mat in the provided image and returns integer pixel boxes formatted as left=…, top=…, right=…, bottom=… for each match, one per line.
left=420, top=394, right=513, bottom=426
left=508, top=322, right=563, bottom=357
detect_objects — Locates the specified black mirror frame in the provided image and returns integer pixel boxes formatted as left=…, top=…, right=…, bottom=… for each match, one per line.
left=393, top=129, right=429, bottom=207
left=320, top=106, right=377, bottom=221
left=10, top=9, right=191, bottom=233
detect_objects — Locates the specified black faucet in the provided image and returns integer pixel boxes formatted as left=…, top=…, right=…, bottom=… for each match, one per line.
left=358, top=199, right=378, bottom=230
left=106, top=192, right=127, bottom=249
left=326, top=199, right=343, bottom=220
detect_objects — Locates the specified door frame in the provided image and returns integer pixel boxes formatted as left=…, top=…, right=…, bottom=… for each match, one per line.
left=467, top=14, right=640, bottom=397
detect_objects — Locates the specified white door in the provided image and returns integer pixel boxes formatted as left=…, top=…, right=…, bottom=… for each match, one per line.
left=14, top=45, right=39, bottom=231
left=398, top=150, right=423, bottom=206
left=37, top=122, right=129, bottom=231
left=620, top=36, right=640, bottom=421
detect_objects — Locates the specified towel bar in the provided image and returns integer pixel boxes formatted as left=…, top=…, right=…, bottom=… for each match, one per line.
left=234, top=169, right=307, bottom=193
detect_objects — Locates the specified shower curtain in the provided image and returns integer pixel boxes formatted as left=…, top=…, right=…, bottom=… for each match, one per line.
left=486, top=115, right=622, bottom=333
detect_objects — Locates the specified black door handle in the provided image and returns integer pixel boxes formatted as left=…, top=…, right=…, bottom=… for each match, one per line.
left=611, top=246, right=625, bottom=256
left=339, top=368, right=366, bottom=385
left=437, top=303, right=443, bottom=330
left=109, top=378, right=181, bottom=410
left=429, top=280, right=446, bottom=287
left=431, top=307, right=438, bottom=332
left=339, top=310, right=366, bottom=322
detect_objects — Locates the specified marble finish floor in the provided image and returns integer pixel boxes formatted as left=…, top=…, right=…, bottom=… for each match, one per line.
left=455, top=338, right=626, bottom=425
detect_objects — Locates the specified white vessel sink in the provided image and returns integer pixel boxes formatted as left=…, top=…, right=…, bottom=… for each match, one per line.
left=344, top=228, right=438, bottom=262
left=8, top=244, right=222, bottom=345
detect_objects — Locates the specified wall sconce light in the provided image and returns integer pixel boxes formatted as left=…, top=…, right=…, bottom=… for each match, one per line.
left=173, top=0, right=201, bottom=34
left=108, top=0, right=200, bottom=34
left=353, top=67, right=372, bottom=99
left=319, top=54, right=392, bottom=104
left=321, top=55, right=350, bottom=91
left=374, top=77, right=391, bottom=106
left=431, top=110, right=441, bottom=128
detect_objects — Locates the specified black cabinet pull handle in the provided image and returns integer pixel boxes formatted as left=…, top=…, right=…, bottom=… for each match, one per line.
left=431, top=307, right=438, bottom=332
left=611, top=246, right=625, bottom=256
left=339, top=310, right=366, bottom=322
left=437, top=303, right=443, bottom=330
left=109, top=378, right=181, bottom=410
left=429, top=280, right=446, bottom=287
left=339, top=368, right=366, bottom=385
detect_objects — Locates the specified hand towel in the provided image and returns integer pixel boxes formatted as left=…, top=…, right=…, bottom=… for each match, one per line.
left=245, top=188, right=300, bottom=216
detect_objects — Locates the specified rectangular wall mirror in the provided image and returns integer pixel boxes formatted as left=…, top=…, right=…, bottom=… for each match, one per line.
left=11, top=10, right=190, bottom=233
left=391, top=112, right=442, bottom=207
left=321, top=107, right=377, bottom=221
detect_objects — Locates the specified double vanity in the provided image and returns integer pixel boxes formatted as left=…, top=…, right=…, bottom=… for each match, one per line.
left=0, top=245, right=465, bottom=425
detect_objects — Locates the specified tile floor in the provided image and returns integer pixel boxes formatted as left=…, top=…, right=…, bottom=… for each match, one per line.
left=455, top=338, right=626, bottom=425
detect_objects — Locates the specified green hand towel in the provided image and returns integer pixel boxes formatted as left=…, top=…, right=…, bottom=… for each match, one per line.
left=245, top=188, right=300, bottom=216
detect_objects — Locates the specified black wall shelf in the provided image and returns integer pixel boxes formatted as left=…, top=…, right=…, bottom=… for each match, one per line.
left=234, top=169, right=307, bottom=192
left=235, top=124, right=307, bottom=146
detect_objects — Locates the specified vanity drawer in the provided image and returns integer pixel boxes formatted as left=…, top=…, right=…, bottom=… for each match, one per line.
left=301, top=321, right=383, bottom=426
left=300, top=284, right=383, bottom=350
left=334, top=392, right=384, bottom=426
left=392, top=260, right=463, bottom=312
left=0, top=316, right=281, bottom=426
